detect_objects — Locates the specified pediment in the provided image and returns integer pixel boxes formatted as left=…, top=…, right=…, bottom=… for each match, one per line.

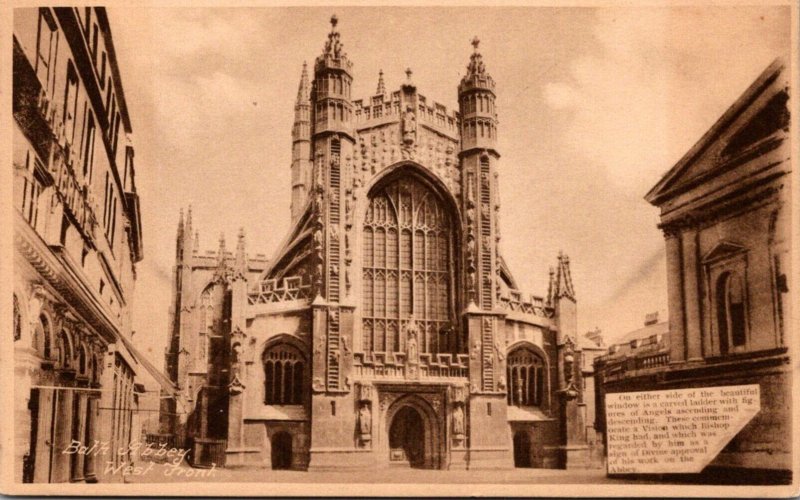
left=702, top=241, right=747, bottom=264
left=646, top=58, right=788, bottom=206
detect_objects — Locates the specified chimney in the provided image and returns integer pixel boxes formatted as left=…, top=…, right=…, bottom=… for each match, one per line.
left=644, top=311, right=659, bottom=326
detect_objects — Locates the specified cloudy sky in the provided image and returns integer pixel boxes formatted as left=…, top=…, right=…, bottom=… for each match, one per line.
left=106, top=5, right=790, bottom=367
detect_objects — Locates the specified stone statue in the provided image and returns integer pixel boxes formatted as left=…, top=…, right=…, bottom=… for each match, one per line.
left=452, top=405, right=465, bottom=435
left=406, top=319, right=419, bottom=362
left=402, top=107, right=417, bottom=146
left=359, top=403, right=372, bottom=435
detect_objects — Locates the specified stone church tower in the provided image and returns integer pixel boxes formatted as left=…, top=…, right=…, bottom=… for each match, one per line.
left=164, top=16, right=596, bottom=471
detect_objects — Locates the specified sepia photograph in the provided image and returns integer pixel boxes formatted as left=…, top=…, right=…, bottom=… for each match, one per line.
left=1, top=2, right=796, bottom=496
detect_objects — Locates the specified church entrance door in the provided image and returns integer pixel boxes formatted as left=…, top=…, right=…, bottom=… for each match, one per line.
left=389, top=406, right=425, bottom=468
left=271, top=432, right=293, bottom=470
left=513, top=430, right=532, bottom=468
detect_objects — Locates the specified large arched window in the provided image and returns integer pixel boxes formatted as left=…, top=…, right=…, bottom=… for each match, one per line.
left=57, top=330, right=73, bottom=369
left=34, top=314, right=52, bottom=359
left=716, top=271, right=747, bottom=354
left=507, top=347, right=545, bottom=407
left=263, top=343, right=305, bottom=405
left=362, top=175, right=454, bottom=355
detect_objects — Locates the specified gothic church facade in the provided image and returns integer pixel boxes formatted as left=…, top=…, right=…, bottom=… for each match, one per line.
left=163, top=17, right=597, bottom=471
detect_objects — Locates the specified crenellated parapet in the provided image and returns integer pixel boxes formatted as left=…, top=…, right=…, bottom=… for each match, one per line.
left=247, top=275, right=313, bottom=305
left=353, top=90, right=460, bottom=137
left=497, top=289, right=554, bottom=319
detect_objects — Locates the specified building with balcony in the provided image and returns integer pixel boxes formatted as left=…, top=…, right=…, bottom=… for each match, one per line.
left=12, top=7, right=161, bottom=483
left=162, top=17, right=599, bottom=471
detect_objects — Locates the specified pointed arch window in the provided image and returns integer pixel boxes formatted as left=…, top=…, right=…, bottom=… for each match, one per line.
left=263, top=343, right=305, bottom=405
left=200, top=287, right=214, bottom=333
left=507, top=347, right=545, bottom=408
left=362, top=175, right=454, bottom=355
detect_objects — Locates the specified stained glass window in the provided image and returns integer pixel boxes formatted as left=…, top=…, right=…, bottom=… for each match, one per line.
left=362, top=176, right=453, bottom=355
left=263, top=343, right=305, bottom=405
left=507, top=348, right=545, bottom=407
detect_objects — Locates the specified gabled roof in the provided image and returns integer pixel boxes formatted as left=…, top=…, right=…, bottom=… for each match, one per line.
left=645, top=57, right=788, bottom=206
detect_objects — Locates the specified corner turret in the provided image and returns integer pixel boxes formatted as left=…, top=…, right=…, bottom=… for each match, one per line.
left=311, top=14, right=355, bottom=142
left=458, top=37, right=498, bottom=155
left=459, top=38, right=500, bottom=310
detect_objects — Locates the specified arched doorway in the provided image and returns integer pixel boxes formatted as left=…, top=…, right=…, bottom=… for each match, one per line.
left=271, top=432, right=293, bottom=470
left=389, top=406, right=425, bottom=468
left=513, top=431, right=532, bottom=468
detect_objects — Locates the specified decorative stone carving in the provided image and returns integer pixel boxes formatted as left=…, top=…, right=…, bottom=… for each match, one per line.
left=359, top=383, right=374, bottom=403
left=358, top=402, right=372, bottom=443
left=404, top=318, right=420, bottom=381
left=452, top=404, right=465, bottom=436
left=379, top=392, right=398, bottom=412
left=494, top=339, right=505, bottom=362
left=563, top=337, right=575, bottom=384
left=402, top=106, right=417, bottom=146
left=450, top=384, right=468, bottom=403
left=27, top=284, right=46, bottom=322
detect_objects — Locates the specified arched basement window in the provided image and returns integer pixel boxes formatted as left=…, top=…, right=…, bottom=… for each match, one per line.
left=362, top=175, right=454, bottom=355
left=263, top=343, right=305, bottom=405
left=507, top=347, right=545, bottom=407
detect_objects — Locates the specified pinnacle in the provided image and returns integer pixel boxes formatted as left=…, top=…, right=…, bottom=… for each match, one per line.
left=376, top=69, right=386, bottom=95
left=296, top=61, right=310, bottom=102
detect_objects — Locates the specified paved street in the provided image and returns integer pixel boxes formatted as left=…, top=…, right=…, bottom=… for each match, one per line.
left=123, top=460, right=645, bottom=485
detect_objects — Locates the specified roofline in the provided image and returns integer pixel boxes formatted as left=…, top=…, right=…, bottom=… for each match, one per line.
left=644, top=57, right=787, bottom=206
left=95, top=8, right=133, bottom=133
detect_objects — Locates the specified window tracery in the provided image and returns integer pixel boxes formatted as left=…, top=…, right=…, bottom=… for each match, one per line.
left=362, top=176, right=454, bottom=355
left=507, top=347, right=544, bottom=407
left=263, top=343, right=305, bottom=405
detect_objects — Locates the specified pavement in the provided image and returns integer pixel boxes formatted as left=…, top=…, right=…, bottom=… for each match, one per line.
left=122, top=460, right=643, bottom=485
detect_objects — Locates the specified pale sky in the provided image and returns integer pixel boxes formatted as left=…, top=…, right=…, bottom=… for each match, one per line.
left=107, top=6, right=790, bottom=369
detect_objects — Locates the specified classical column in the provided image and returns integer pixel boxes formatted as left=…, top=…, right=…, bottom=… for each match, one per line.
left=84, top=397, right=98, bottom=482
left=681, top=228, right=704, bottom=361
left=664, top=231, right=686, bottom=363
